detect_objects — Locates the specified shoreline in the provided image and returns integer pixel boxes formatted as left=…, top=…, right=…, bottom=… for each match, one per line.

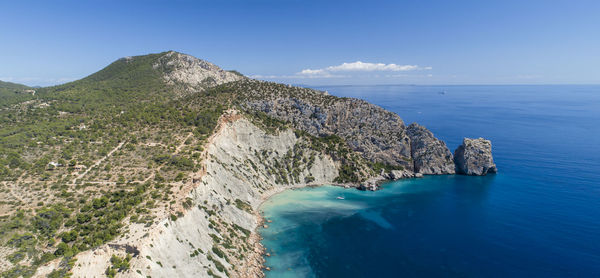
left=242, top=174, right=430, bottom=277
left=243, top=182, right=360, bottom=277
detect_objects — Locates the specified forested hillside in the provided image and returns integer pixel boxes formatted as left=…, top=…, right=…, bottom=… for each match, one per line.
left=0, top=52, right=235, bottom=277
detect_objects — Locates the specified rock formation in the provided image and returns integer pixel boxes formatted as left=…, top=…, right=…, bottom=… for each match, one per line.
left=406, top=123, right=455, bottom=174
left=387, top=169, right=423, bottom=180
left=152, top=51, right=244, bottom=91
left=239, top=81, right=413, bottom=169
left=454, top=138, right=497, bottom=175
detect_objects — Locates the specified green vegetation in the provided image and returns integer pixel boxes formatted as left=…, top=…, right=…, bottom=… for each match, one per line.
left=233, top=199, right=252, bottom=213
left=370, top=161, right=404, bottom=173
left=207, top=254, right=227, bottom=275
left=226, top=70, right=244, bottom=77
left=293, top=130, right=369, bottom=183
left=232, top=224, right=250, bottom=238
left=0, top=52, right=229, bottom=276
left=243, top=110, right=289, bottom=134
left=0, top=80, right=35, bottom=108
left=105, top=254, right=132, bottom=277
left=212, top=246, right=225, bottom=258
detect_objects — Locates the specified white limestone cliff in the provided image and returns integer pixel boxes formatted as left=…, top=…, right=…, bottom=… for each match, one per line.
left=46, top=112, right=337, bottom=278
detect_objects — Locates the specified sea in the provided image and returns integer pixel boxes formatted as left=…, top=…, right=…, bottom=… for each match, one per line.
left=258, top=85, right=600, bottom=278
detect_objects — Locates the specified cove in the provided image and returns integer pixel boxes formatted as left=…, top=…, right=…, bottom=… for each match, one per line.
left=259, top=85, right=600, bottom=277
left=260, top=174, right=599, bottom=277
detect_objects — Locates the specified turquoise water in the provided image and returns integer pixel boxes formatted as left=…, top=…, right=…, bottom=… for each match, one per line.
left=259, top=85, right=600, bottom=277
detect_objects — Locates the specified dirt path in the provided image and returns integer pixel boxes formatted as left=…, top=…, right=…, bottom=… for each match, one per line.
left=7, top=182, right=26, bottom=205
left=71, top=141, right=125, bottom=185
left=0, top=181, right=26, bottom=216
left=141, top=132, right=193, bottom=183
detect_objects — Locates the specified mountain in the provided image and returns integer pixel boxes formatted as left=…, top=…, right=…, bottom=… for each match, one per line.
left=0, top=51, right=494, bottom=278
left=0, top=80, right=30, bottom=91
left=0, top=81, right=35, bottom=107
left=74, top=51, right=243, bottom=96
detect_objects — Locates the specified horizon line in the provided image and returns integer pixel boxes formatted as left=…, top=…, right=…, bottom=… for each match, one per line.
left=292, top=83, right=600, bottom=87
left=3, top=78, right=600, bottom=88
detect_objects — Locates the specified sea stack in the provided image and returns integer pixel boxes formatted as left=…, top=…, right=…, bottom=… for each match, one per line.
left=454, top=138, right=497, bottom=175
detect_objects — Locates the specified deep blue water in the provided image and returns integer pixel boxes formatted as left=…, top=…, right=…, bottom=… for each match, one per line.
left=259, top=85, right=600, bottom=277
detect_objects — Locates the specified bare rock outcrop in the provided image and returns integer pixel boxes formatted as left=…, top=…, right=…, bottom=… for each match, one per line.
left=358, top=175, right=387, bottom=191
left=454, top=138, right=497, bottom=175
left=237, top=81, right=413, bottom=169
left=407, top=123, right=455, bottom=174
left=153, top=51, right=244, bottom=90
left=387, top=169, right=423, bottom=180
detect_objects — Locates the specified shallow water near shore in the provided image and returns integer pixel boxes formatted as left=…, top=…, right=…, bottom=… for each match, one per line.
left=259, top=85, right=600, bottom=277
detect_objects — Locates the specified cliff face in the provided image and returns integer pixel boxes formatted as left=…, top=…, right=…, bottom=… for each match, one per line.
left=250, top=97, right=413, bottom=168
left=236, top=80, right=420, bottom=170
left=454, top=138, right=497, bottom=176
left=62, top=112, right=338, bottom=278
left=235, top=81, right=465, bottom=176
left=406, top=123, right=455, bottom=174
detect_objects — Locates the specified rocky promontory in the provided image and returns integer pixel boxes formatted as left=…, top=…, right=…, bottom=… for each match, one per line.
left=239, top=81, right=413, bottom=170
left=406, top=123, right=455, bottom=175
left=235, top=79, right=496, bottom=182
left=454, top=138, right=498, bottom=175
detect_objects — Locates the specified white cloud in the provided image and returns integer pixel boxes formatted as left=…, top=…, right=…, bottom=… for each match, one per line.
left=298, top=61, right=432, bottom=77
left=299, top=69, right=326, bottom=75
left=248, top=61, right=432, bottom=81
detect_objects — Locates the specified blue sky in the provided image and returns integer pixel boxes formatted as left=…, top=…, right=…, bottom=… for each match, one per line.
left=1, top=0, right=599, bottom=86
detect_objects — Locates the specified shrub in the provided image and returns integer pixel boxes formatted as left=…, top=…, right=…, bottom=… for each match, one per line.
left=234, top=199, right=252, bottom=213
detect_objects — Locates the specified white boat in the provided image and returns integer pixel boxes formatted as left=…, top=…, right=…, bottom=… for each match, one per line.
left=336, top=196, right=345, bottom=200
